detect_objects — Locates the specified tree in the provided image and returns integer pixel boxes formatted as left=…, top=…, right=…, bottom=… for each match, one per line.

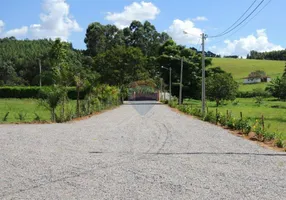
left=84, top=22, right=124, bottom=56
left=283, top=62, right=286, bottom=77
left=123, top=20, right=170, bottom=56
left=49, top=38, right=73, bottom=119
left=94, top=46, right=149, bottom=87
left=266, top=77, right=286, bottom=100
left=206, top=73, right=239, bottom=106
left=247, top=49, right=286, bottom=60
left=157, top=39, right=212, bottom=99
left=206, top=67, right=226, bottom=77
left=0, top=59, right=21, bottom=85
left=39, top=87, right=64, bottom=122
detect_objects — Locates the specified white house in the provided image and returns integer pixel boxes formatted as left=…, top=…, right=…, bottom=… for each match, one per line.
left=243, top=76, right=271, bottom=84
left=243, top=77, right=261, bottom=84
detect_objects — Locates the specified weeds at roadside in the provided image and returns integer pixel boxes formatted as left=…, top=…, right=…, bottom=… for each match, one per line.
left=2, top=112, right=10, bottom=121
left=15, top=111, right=27, bottom=121
left=34, top=113, right=41, bottom=121
left=169, top=101, right=285, bottom=150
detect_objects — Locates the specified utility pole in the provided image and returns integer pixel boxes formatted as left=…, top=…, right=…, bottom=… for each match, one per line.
left=179, top=57, right=183, bottom=105
left=39, top=59, right=42, bottom=87
left=169, top=67, right=172, bottom=103
left=201, top=33, right=207, bottom=116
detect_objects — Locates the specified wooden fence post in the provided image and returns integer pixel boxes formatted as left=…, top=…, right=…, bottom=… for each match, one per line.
left=240, top=112, right=243, bottom=120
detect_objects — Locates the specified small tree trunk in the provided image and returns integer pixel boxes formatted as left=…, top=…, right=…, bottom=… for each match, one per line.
left=216, top=99, right=220, bottom=107
left=76, top=86, right=80, bottom=117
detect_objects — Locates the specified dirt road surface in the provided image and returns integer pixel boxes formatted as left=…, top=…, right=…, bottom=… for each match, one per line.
left=1, top=101, right=285, bottom=199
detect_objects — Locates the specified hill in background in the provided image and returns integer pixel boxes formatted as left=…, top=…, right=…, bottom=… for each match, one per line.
left=211, top=58, right=285, bottom=91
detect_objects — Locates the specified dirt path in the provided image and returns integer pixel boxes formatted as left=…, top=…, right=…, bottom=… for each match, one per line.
left=1, top=101, right=285, bottom=199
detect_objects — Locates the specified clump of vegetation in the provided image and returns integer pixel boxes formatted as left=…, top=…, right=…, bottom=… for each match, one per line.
left=39, top=87, right=64, bottom=122
left=206, top=72, right=239, bottom=107
left=254, top=96, right=263, bottom=106
left=2, top=112, right=10, bottom=122
left=16, top=111, right=27, bottom=121
left=34, top=113, right=41, bottom=122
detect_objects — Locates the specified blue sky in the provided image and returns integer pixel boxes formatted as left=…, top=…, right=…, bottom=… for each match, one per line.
left=0, top=0, right=285, bottom=56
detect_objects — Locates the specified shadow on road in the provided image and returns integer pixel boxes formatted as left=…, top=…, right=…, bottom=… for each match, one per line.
left=89, top=151, right=286, bottom=157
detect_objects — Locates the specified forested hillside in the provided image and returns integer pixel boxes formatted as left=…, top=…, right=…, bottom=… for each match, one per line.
left=0, top=20, right=214, bottom=99
left=0, top=37, right=82, bottom=86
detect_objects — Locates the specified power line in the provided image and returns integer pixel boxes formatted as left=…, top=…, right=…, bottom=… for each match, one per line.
left=216, top=0, right=258, bottom=37
left=209, top=0, right=265, bottom=38
left=209, top=0, right=272, bottom=46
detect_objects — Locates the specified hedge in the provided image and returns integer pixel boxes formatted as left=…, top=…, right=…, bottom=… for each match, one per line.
left=0, top=86, right=86, bottom=99
left=237, top=90, right=271, bottom=98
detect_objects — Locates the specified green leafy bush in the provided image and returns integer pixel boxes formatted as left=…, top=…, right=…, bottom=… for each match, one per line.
left=191, top=108, right=202, bottom=117
left=235, top=119, right=251, bottom=134
left=203, top=111, right=216, bottom=123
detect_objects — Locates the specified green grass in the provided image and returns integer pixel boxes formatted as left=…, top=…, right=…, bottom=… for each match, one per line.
left=211, top=58, right=285, bottom=91
left=0, top=99, right=76, bottom=123
left=184, top=98, right=286, bottom=140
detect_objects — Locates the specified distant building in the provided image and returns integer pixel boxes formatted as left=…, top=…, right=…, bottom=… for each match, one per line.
left=243, top=70, right=271, bottom=84
left=243, top=76, right=271, bottom=84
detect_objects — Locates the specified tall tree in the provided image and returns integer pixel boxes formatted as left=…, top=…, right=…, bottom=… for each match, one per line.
left=123, top=20, right=171, bottom=56
left=157, top=39, right=212, bottom=99
left=94, top=46, right=149, bottom=87
left=84, top=22, right=124, bottom=56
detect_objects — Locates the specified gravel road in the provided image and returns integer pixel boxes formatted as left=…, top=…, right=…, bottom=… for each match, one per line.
left=1, top=101, right=285, bottom=199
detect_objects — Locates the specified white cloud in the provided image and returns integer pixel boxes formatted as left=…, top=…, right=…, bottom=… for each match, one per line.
left=0, top=0, right=81, bottom=40
left=30, top=0, right=82, bottom=41
left=210, top=29, right=284, bottom=57
left=192, top=16, right=208, bottom=21
left=167, top=19, right=202, bottom=45
left=5, top=26, right=28, bottom=37
left=0, top=20, right=4, bottom=33
left=105, top=1, right=160, bottom=29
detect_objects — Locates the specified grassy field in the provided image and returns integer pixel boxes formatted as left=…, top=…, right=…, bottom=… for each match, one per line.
left=211, top=58, right=285, bottom=91
left=0, top=99, right=76, bottom=123
left=184, top=98, right=286, bottom=140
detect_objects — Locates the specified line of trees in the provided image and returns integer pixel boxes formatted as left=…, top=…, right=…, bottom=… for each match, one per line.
left=247, top=50, right=286, bottom=60
left=0, top=20, right=220, bottom=100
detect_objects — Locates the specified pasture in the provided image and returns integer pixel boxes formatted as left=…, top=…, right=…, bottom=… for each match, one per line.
left=211, top=58, right=285, bottom=91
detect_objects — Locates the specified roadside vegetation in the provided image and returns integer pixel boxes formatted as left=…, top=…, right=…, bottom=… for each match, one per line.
left=0, top=19, right=285, bottom=149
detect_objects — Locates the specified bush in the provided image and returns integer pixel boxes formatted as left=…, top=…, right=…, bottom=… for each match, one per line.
left=191, top=108, right=202, bottom=117
left=2, top=112, right=10, bottom=122
left=0, top=86, right=42, bottom=98
left=237, top=89, right=271, bottom=98
left=235, top=118, right=251, bottom=134
left=203, top=111, right=216, bottom=123
left=254, top=96, right=263, bottom=106
left=0, top=86, right=86, bottom=99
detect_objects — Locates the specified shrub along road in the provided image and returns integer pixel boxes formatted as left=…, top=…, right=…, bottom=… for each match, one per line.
left=1, top=101, right=285, bottom=199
